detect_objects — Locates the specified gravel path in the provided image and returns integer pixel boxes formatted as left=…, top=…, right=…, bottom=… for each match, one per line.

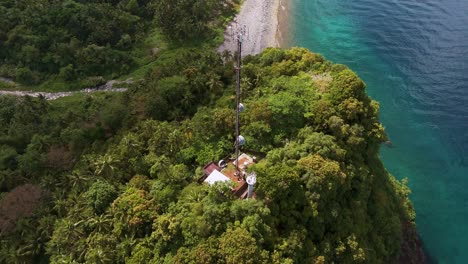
left=0, top=80, right=131, bottom=100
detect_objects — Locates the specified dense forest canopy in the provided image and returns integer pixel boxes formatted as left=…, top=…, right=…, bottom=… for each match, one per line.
left=0, top=1, right=420, bottom=263
left=0, top=46, right=415, bottom=263
left=0, top=0, right=236, bottom=87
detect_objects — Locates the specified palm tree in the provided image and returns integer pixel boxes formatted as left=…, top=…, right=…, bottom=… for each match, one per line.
left=85, top=247, right=112, bottom=264
left=206, top=74, right=224, bottom=97
left=167, top=130, right=181, bottom=155
left=94, top=154, right=119, bottom=179
left=120, top=134, right=142, bottom=158
left=221, top=50, right=233, bottom=64
left=85, top=214, right=113, bottom=234
left=187, top=189, right=204, bottom=203
left=16, top=243, right=37, bottom=261
left=241, top=76, right=253, bottom=93
left=3, top=218, right=38, bottom=262
left=181, top=91, right=195, bottom=112
left=116, top=234, right=136, bottom=261
left=149, top=155, right=170, bottom=179
left=67, top=193, right=90, bottom=220
left=67, top=171, right=90, bottom=191
left=0, top=242, right=11, bottom=264
left=183, top=66, right=198, bottom=79
left=53, top=198, right=68, bottom=218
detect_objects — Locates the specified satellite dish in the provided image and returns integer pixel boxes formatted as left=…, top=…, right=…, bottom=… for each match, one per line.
left=237, top=135, right=246, bottom=146
left=238, top=103, right=245, bottom=112
left=218, top=159, right=227, bottom=168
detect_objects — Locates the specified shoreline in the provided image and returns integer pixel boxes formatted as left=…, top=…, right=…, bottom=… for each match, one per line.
left=276, top=0, right=291, bottom=48
left=218, top=0, right=282, bottom=56
left=219, top=0, right=434, bottom=262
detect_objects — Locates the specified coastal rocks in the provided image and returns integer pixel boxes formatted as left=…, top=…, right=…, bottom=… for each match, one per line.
left=400, top=221, right=430, bottom=264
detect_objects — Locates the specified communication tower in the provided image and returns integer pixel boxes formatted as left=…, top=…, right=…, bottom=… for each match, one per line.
left=231, top=24, right=249, bottom=177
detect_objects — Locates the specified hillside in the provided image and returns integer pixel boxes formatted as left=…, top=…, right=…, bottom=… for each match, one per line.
left=0, top=1, right=421, bottom=263
left=0, top=0, right=235, bottom=91
left=0, top=46, right=418, bottom=263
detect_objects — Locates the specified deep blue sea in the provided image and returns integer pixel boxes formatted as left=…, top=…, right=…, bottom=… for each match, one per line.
left=286, top=0, right=468, bottom=262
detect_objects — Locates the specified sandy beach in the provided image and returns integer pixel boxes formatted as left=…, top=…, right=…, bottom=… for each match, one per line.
left=276, top=0, right=291, bottom=48
left=218, top=0, right=282, bottom=56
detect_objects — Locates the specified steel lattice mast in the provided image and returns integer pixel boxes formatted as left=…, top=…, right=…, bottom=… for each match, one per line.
left=233, top=25, right=247, bottom=179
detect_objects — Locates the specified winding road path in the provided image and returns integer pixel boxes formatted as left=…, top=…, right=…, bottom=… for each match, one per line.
left=0, top=79, right=131, bottom=100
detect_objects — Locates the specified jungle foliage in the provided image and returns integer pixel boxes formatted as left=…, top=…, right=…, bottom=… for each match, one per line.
left=0, top=47, right=415, bottom=263
left=0, top=0, right=238, bottom=88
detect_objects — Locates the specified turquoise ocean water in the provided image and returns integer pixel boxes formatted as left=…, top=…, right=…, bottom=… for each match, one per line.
left=286, top=0, right=468, bottom=262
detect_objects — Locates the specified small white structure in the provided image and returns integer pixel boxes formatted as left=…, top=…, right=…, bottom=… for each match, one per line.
left=233, top=153, right=254, bottom=166
left=204, top=169, right=231, bottom=185
left=246, top=172, right=257, bottom=199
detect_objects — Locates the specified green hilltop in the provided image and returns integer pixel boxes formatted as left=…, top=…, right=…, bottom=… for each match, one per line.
left=0, top=0, right=420, bottom=263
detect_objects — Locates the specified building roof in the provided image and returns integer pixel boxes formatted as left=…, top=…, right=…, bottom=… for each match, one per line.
left=232, top=153, right=254, bottom=167
left=200, top=153, right=258, bottom=198
left=204, top=169, right=231, bottom=185
left=203, top=162, right=220, bottom=176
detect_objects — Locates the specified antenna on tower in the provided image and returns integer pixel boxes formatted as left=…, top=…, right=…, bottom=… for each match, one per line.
left=232, top=23, right=249, bottom=179
left=229, top=23, right=249, bottom=44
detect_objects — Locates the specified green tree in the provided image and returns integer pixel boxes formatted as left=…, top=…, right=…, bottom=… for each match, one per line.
left=85, top=180, right=118, bottom=214
left=15, top=67, right=40, bottom=85
left=218, top=226, right=267, bottom=264
left=101, top=101, right=128, bottom=133
left=0, top=145, right=17, bottom=170
left=152, top=0, right=222, bottom=40
left=94, top=154, right=119, bottom=178
left=112, top=187, right=157, bottom=236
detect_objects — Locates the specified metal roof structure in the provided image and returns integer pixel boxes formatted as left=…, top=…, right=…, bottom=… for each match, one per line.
left=204, top=169, right=231, bottom=185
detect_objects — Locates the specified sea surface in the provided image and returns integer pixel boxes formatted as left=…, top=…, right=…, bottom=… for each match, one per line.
left=285, top=0, right=468, bottom=262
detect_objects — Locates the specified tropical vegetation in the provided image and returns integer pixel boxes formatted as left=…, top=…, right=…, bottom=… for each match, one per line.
left=0, top=0, right=417, bottom=263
